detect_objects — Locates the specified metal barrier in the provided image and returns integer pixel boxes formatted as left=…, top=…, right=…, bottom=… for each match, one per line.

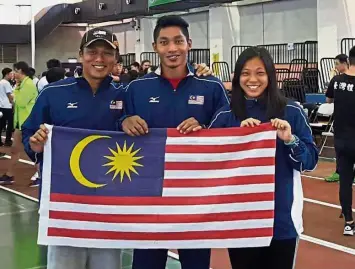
left=120, top=53, right=136, bottom=67
left=230, top=45, right=251, bottom=71
left=140, top=52, right=160, bottom=67
left=212, top=62, right=231, bottom=82
left=320, top=57, right=335, bottom=84
left=259, top=43, right=308, bottom=64
left=276, top=68, right=290, bottom=90
left=304, top=41, right=318, bottom=64
left=301, top=68, right=323, bottom=93
left=341, top=38, right=355, bottom=54
left=188, top=49, right=210, bottom=66
left=288, top=58, right=308, bottom=80
left=282, top=78, right=306, bottom=103
left=230, top=41, right=317, bottom=67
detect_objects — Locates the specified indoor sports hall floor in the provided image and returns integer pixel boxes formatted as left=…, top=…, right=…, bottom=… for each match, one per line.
left=0, top=145, right=354, bottom=269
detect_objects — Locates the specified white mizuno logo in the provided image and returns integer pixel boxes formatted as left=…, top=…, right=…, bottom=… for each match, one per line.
left=149, top=97, right=160, bottom=103
left=67, top=102, right=78, bottom=108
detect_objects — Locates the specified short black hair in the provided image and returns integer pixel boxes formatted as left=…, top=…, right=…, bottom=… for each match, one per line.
left=2, top=67, right=12, bottom=78
left=117, top=55, right=123, bottom=64
left=131, top=62, right=140, bottom=69
left=141, top=60, right=151, bottom=66
left=349, top=46, right=355, bottom=66
left=46, top=59, right=61, bottom=69
left=65, top=71, right=74, bottom=77
left=46, top=67, right=66, bottom=83
left=13, top=61, right=30, bottom=76
left=28, top=67, right=36, bottom=78
left=335, top=54, right=348, bottom=64
left=153, top=15, right=189, bottom=43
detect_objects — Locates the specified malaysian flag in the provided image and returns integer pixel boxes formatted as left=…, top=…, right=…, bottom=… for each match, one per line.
left=38, top=124, right=277, bottom=249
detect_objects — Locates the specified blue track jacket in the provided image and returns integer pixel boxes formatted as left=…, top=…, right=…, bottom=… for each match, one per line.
left=209, top=99, right=319, bottom=240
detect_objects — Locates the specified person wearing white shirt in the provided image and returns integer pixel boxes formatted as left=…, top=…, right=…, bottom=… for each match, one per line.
left=0, top=68, right=14, bottom=147
left=29, top=67, right=39, bottom=88
left=37, top=58, right=61, bottom=92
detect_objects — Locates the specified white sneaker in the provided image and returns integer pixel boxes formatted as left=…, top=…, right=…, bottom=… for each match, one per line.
left=343, top=223, right=355, bottom=236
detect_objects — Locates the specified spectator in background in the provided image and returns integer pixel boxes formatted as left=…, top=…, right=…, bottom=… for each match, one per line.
left=148, top=65, right=158, bottom=73
left=74, top=66, right=83, bottom=77
left=65, top=71, right=74, bottom=78
left=41, top=71, right=47, bottom=79
left=46, top=67, right=66, bottom=84
left=130, top=62, right=140, bottom=72
left=0, top=61, right=37, bottom=185
left=29, top=67, right=39, bottom=87
left=140, top=59, right=151, bottom=75
left=324, top=54, right=349, bottom=183
left=329, top=54, right=349, bottom=79
left=37, top=58, right=61, bottom=92
left=120, top=70, right=139, bottom=84
left=0, top=68, right=14, bottom=148
left=111, top=56, right=124, bottom=83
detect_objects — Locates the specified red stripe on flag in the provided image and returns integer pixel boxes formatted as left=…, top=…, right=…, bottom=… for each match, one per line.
left=50, top=192, right=274, bottom=206
left=164, top=157, right=275, bottom=170
left=48, top=227, right=273, bottom=240
left=49, top=210, right=274, bottom=223
left=166, top=140, right=276, bottom=153
left=167, top=124, right=275, bottom=137
left=163, top=175, right=275, bottom=188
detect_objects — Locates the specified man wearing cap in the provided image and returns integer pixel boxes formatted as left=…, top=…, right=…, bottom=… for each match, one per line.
left=21, top=27, right=124, bottom=269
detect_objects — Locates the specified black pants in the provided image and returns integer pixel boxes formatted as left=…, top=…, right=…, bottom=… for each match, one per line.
left=228, top=238, right=298, bottom=269
left=0, top=108, right=13, bottom=143
left=335, top=150, right=339, bottom=174
left=335, top=139, right=355, bottom=222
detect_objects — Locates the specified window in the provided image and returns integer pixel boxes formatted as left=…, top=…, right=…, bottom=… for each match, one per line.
left=0, top=45, right=17, bottom=63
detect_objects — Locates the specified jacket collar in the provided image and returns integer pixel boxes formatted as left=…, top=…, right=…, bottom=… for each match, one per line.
left=76, top=75, right=113, bottom=92
left=154, top=64, right=195, bottom=77
left=19, top=76, right=30, bottom=88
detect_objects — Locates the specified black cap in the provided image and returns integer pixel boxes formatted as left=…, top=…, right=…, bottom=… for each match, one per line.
left=80, top=27, right=118, bottom=50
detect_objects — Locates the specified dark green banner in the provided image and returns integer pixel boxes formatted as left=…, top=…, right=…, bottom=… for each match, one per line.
left=148, top=0, right=181, bottom=7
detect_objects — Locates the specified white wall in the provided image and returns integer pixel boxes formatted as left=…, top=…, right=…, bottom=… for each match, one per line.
left=182, top=12, right=209, bottom=49
left=239, top=0, right=317, bottom=45
left=317, top=0, right=355, bottom=60
left=0, top=0, right=83, bottom=24
left=12, top=22, right=136, bottom=73
left=0, top=5, right=30, bottom=24
left=134, top=12, right=209, bottom=63
left=209, top=5, right=240, bottom=67
left=102, top=23, right=136, bottom=54
left=16, top=25, right=86, bottom=73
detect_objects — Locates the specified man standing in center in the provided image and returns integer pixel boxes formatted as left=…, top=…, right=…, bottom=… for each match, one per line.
left=120, top=15, right=230, bottom=269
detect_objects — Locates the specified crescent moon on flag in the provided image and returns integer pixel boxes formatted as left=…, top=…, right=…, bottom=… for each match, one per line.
left=70, top=135, right=110, bottom=188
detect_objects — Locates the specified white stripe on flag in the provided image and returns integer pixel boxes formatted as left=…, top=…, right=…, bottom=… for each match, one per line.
left=43, top=218, right=274, bottom=233
left=166, top=131, right=276, bottom=145
left=38, top=237, right=273, bottom=249
left=46, top=201, right=274, bottom=215
left=164, top=165, right=275, bottom=179
left=162, top=183, right=275, bottom=197
left=165, top=148, right=276, bottom=162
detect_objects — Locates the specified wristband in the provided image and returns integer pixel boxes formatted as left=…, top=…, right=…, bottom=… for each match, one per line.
left=284, top=135, right=297, bottom=146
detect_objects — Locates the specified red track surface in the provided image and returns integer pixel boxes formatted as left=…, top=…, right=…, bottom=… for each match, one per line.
left=0, top=146, right=354, bottom=269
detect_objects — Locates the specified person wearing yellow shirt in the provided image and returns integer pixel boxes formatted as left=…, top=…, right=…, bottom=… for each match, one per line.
left=0, top=61, right=38, bottom=185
